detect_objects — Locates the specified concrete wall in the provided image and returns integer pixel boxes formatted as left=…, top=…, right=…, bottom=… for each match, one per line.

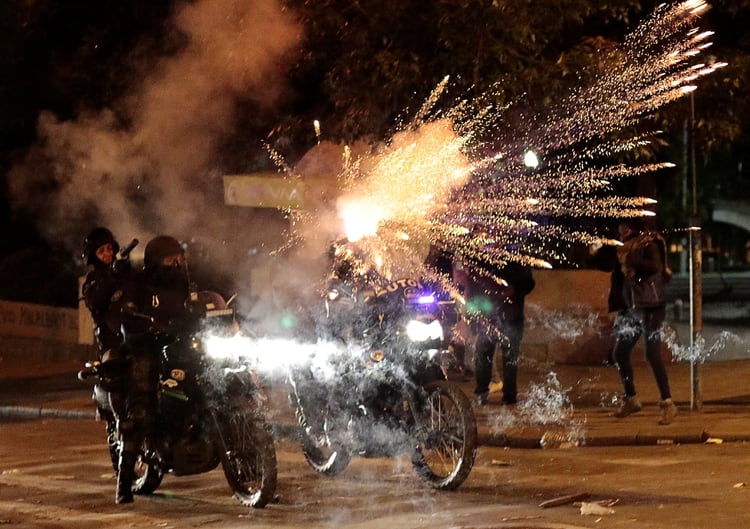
left=0, top=298, right=93, bottom=368
left=522, top=269, right=614, bottom=364
left=0, top=269, right=635, bottom=368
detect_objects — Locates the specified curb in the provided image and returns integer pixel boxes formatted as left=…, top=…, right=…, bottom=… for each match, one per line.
left=5, top=405, right=750, bottom=448
left=0, top=405, right=96, bottom=421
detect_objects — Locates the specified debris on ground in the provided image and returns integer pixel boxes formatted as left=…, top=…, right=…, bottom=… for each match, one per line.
left=538, top=492, right=591, bottom=508
left=580, top=501, right=615, bottom=516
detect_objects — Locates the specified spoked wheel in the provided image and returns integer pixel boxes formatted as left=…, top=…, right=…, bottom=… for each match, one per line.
left=132, top=440, right=164, bottom=495
left=411, top=380, right=477, bottom=490
left=295, top=397, right=352, bottom=476
left=219, top=408, right=278, bottom=508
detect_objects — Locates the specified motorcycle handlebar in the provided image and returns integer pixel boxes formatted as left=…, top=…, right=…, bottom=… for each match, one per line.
left=121, top=304, right=154, bottom=323
left=77, top=368, right=96, bottom=382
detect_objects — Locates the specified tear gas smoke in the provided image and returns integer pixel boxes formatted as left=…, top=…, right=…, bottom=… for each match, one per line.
left=525, top=304, right=603, bottom=343
left=485, top=372, right=586, bottom=445
left=8, top=0, right=299, bottom=264
left=662, top=326, right=745, bottom=363
left=517, top=372, right=574, bottom=426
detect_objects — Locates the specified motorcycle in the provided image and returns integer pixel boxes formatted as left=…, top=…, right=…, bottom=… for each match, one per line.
left=80, top=290, right=277, bottom=508
left=288, top=276, right=477, bottom=490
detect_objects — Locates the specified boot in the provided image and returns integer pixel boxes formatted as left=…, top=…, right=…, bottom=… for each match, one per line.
left=115, top=452, right=136, bottom=504
left=614, top=396, right=642, bottom=418
left=658, top=398, right=678, bottom=425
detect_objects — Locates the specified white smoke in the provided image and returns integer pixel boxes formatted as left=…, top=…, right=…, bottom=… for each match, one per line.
left=8, top=0, right=299, bottom=251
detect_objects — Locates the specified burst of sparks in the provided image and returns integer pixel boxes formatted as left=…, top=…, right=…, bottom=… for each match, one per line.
left=285, top=1, right=720, bottom=294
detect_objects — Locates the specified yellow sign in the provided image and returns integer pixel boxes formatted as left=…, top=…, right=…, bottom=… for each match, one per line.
left=223, top=173, right=306, bottom=209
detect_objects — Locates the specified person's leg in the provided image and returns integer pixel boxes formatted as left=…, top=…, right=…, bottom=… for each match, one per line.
left=474, top=334, right=494, bottom=403
left=612, top=310, right=641, bottom=397
left=612, top=310, right=644, bottom=417
left=500, top=322, right=523, bottom=404
left=643, top=307, right=678, bottom=424
left=643, top=307, right=671, bottom=399
left=117, top=352, right=158, bottom=504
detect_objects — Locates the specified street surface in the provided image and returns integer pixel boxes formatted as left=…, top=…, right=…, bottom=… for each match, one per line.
left=2, top=415, right=750, bottom=529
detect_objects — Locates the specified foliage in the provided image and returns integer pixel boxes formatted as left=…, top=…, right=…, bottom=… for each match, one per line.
left=276, top=0, right=645, bottom=150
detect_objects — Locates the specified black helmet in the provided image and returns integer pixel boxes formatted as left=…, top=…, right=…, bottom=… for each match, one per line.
left=82, top=227, right=119, bottom=265
left=144, top=235, right=184, bottom=270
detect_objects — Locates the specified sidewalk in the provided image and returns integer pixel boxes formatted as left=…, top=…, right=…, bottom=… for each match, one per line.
left=2, top=357, right=750, bottom=447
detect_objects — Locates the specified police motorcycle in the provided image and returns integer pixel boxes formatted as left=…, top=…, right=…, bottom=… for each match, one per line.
left=288, top=266, right=478, bottom=490
left=80, top=290, right=277, bottom=508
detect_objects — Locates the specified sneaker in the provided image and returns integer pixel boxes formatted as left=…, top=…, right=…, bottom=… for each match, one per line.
left=614, top=396, right=642, bottom=418
left=658, top=398, right=678, bottom=425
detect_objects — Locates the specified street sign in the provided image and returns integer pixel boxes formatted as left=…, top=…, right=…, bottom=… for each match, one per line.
left=223, top=173, right=306, bottom=209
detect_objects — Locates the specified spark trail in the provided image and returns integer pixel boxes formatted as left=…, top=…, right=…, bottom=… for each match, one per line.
left=295, top=0, right=723, bottom=294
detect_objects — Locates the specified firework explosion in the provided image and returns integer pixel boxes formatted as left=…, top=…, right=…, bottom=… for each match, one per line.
left=212, top=2, right=726, bottom=439
left=290, top=0, right=723, bottom=296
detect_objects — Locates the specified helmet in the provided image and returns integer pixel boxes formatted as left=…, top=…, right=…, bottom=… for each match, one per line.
left=144, top=235, right=184, bottom=270
left=82, top=227, right=119, bottom=265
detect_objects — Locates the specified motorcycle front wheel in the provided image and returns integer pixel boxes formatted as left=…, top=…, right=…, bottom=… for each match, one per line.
left=411, top=380, right=477, bottom=490
left=218, top=408, right=278, bottom=508
left=131, top=440, right=164, bottom=495
left=293, top=395, right=352, bottom=476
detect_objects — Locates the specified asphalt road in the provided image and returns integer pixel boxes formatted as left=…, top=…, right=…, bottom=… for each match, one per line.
left=2, top=415, right=750, bottom=529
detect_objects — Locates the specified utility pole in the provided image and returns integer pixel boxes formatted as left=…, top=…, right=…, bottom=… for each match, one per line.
left=689, top=92, right=703, bottom=411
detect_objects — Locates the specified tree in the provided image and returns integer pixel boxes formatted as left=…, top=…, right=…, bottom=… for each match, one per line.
left=274, top=0, right=645, bottom=152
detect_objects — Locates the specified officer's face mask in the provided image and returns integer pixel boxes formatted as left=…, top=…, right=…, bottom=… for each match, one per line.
left=154, top=253, right=190, bottom=288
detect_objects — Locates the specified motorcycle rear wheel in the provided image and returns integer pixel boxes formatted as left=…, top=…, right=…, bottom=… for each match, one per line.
left=219, top=408, right=278, bottom=508
left=411, top=380, right=477, bottom=490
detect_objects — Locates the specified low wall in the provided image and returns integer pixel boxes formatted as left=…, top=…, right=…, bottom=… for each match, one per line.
left=0, top=299, right=79, bottom=343
left=0, top=298, right=93, bottom=369
left=0, top=335, right=91, bottom=367
left=522, top=269, right=613, bottom=364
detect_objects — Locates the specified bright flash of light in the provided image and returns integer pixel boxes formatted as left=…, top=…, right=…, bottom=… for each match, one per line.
left=278, top=0, right=719, bottom=316
left=204, top=334, right=367, bottom=383
left=405, top=319, right=443, bottom=342
left=204, top=333, right=248, bottom=361
left=523, top=150, right=540, bottom=168
left=339, top=199, right=383, bottom=242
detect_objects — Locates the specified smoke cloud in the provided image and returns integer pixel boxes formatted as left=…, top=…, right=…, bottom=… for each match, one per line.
left=8, top=0, right=300, bottom=257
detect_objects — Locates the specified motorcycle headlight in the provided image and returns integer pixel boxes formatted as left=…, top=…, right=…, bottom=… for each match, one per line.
left=405, top=319, right=443, bottom=342
left=204, top=333, right=248, bottom=361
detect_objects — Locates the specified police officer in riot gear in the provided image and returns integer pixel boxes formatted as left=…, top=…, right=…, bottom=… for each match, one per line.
left=114, top=235, right=194, bottom=504
left=81, top=227, right=133, bottom=472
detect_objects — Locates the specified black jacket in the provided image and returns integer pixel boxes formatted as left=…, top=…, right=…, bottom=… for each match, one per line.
left=620, top=231, right=672, bottom=309
left=119, top=270, right=193, bottom=337
left=82, top=265, right=126, bottom=352
left=589, top=231, right=672, bottom=312
left=466, top=261, right=535, bottom=323
left=588, top=244, right=626, bottom=313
